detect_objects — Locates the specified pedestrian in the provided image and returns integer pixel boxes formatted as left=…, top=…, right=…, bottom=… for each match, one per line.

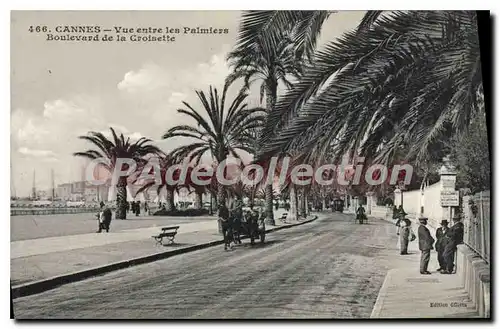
left=136, top=201, right=141, bottom=216
left=232, top=200, right=243, bottom=244
left=417, top=217, right=435, bottom=275
left=442, top=215, right=464, bottom=274
left=101, top=204, right=113, bottom=232
left=392, top=205, right=398, bottom=220
left=435, top=220, right=450, bottom=272
left=96, top=204, right=104, bottom=233
left=131, top=201, right=136, bottom=215
left=397, top=205, right=407, bottom=219
left=398, top=217, right=413, bottom=255
left=126, top=201, right=130, bottom=213
left=97, top=204, right=113, bottom=233
left=218, top=203, right=232, bottom=251
left=356, top=204, right=366, bottom=223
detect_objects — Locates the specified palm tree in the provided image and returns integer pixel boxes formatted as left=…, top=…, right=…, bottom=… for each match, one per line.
left=227, top=19, right=306, bottom=225
left=257, top=11, right=482, bottom=168
left=133, top=155, right=182, bottom=212
left=184, top=166, right=211, bottom=210
left=162, top=82, right=266, bottom=220
left=231, top=11, right=332, bottom=64
left=74, top=127, right=162, bottom=219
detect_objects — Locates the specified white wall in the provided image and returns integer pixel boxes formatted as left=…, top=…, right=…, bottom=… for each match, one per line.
left=395, top=180, right=451, bottom=229
left=400, top=188, right=421, bottom=218
left=422, top=182, right=443, bottom=229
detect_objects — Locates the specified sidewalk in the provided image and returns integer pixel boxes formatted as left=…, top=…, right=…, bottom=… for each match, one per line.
left=11, top=209, right=311, bottom=287
left=369, top=214, right=478, bottom=318
left=11, top=220, right=216, bottom=258
left=11, top=226, right=220, bottom=286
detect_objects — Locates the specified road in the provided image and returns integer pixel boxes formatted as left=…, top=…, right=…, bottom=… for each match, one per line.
left=13, top=213, right=402, bottom=319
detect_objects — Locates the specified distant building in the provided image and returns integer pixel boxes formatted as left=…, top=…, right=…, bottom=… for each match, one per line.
left=56, top=181, right=110, bottom=202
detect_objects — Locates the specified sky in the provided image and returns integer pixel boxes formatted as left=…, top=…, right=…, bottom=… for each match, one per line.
left=11, top=10, right=366, bottom=197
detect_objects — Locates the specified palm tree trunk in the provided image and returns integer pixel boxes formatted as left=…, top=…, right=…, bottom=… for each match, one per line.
left=165, top=188, right=175, bottom=211
left=289, top=184, right=298, bottom=221
left=217, top=183, right=226, bottom=208
left=264, top=185, right=275, bottom=225
left=264, top=79, right=277, bottom=226
left=250, top=184, right=256, bottom=209
left=194, top=190, right=203, bottom=210
left=300, top=188, right=307, bottom=218
left=116, top=177, right=127, bottom=219
left=210, top=192, right=217, bottom=215
left=305, top=192, right=310, bottom=216
left=217, top=184, right=225, bottom=234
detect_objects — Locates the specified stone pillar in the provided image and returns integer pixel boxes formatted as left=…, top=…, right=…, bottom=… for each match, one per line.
left=419, top=185, right=425, bottom=217
left=394, top=188, right=402, bottom=207
left=366, top=191, right=375, bottom=215
left=352, top=197, right=358, bottom=212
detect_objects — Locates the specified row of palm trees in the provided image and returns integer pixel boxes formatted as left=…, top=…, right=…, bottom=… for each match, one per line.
left=75, top=11, right=483, bottom=221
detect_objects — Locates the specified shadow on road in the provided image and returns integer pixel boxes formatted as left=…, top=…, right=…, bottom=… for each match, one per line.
left=231, top=239, right=284, bottom=250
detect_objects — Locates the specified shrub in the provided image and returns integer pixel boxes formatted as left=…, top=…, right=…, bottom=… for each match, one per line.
left=153, top=209, right=210, bottom=217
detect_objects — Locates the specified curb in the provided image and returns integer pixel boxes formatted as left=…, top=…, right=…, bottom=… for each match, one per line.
left=12, top=215, right=318, bottom=299
left=370, top=269, right=394, bottom=318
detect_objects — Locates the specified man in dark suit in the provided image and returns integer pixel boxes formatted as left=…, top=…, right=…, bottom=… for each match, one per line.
left=435, top=220, right=449, bottom=271
left=418, top=217, right=435, bottom=274
left=442, top=215, right=464, bottom=274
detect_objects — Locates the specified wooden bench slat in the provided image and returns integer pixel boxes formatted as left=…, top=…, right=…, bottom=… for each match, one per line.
left=161, top=226, right=180, bottom=230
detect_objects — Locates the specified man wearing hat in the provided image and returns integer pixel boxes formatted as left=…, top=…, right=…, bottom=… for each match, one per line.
left=442, top=215, right=464, bottom=274
left=418, top=217, right=435, bottom=274
left=435, top=220, right=450, bottom=271
left=397, top=216, right=412, bottom=255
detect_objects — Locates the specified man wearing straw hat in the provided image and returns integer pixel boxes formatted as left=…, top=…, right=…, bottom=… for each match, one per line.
left=418, top=217, right=435, bottom=275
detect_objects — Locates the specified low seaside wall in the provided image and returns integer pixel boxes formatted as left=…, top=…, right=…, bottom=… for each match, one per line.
left=11, top=207, right=101, bottom=216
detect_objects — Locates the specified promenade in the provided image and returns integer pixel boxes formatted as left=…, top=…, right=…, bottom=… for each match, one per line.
left=11, top=209, right=295, bottom=286
left=11, top=210, right=479, bottom=318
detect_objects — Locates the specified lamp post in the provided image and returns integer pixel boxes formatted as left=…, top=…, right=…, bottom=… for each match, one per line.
left=398, top=180, right=405, bottom=207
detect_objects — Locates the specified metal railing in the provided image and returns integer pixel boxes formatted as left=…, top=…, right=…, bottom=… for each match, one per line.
left=463, top=190, right=490, bottom=263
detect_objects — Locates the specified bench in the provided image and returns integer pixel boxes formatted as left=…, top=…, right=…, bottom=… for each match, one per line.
left=280, top=213, right=288, bottom=223
left=152, top=226, right=180, bottom=245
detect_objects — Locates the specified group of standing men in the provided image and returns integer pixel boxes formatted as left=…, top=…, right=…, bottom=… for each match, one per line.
left=417, top=216, right=464, bottom=275
left=396, top=212, right=464, bottom=275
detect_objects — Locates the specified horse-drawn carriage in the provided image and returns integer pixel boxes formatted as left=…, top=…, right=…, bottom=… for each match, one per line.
left=332, top=198, right=345, bottom=213
left=232, top=208, right=266, bottom=245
